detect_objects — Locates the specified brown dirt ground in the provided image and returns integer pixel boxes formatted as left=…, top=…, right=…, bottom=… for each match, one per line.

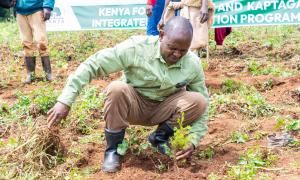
left=1, top=47, right=300, bottom=179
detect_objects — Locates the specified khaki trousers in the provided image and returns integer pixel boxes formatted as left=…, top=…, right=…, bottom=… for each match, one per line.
left=104, top=81, right=207, bottom=130
left=16, top=11, right=49, bottom=57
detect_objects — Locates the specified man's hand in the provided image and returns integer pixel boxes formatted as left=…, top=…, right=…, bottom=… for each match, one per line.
left=199, top=8, right=208, bottom=23
left=199, top=0, right=208, bottom=24
left=146, top=4, right=153, bottom=17
left=47, top=102, right=70, bottom=128
left=43, top=8, right=52, bottom=21
left=157, top=19, right=164, bottom=32
left=175, top=144, right=195, bottom=161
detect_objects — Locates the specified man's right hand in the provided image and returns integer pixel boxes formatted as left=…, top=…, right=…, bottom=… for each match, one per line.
left=146, top=4, right=153, bottom=17
left=47, top=102, right=70, bottom=128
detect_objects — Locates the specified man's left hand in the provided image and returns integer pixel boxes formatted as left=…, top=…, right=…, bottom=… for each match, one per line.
left=146, top=4, right=153, bottom=17
left=199, top=5, right=208, bottom=24
left=175, top=144, right=195, bottom=161
left=43, top=8, right=52, bottom=21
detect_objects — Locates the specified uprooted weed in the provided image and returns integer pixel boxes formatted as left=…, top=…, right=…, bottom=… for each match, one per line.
left=0, top=117, right=65, bottom=179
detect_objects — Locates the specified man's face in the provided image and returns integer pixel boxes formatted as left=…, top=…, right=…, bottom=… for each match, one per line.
left=159, top=31, right=191, bottom=65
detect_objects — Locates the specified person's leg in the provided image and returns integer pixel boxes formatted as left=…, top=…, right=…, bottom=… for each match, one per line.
left=215, top=27, right=227, bottom=46
left=182, top=6, right=208, bottom=56
left=148, top=90, right=208, bottom=153
left=104, top=81, right=157, bottom=130
left=146, top=0, right=165, bottom=35
left=16, top=13, right=36, bottom=83
left=30, top=11, right=52, bottom=81
left=102, top=81, right=157, bottom=172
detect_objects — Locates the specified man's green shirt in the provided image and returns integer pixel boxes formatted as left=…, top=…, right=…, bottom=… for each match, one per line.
left=57, top=36, right=209, bottom=146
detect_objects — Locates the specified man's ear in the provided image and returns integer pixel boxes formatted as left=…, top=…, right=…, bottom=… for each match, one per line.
left=159, top=30, right=165, bottom=41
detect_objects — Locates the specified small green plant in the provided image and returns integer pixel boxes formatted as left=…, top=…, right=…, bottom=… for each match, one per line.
left=289, top=140, right=300, bottom=147
left=0, top=101, right=9, bottom=116
left=31, top=87, right=59, bottom=114
left=275, top=117, right=286, bottom=130
left=117, top=139, right=129, bottom=156
left=243, top=92, right=275, bottom=118
left=275, top=116, right=300, bottom=132
left=117, top=127, right=150, bottom=156
left=69, top=86, right=105, bottom=134
left=286, top=120, right=300, bottom=131
left=201, top=59, right=209, bottom=70
left=247, top=59, right=261, bottom=76
left=154, top=159, right=167, bottom=172
left=247, top=59, right=292, bottom=77
left=170, top=112, right=192, bottom=154
left=230, top=131, right=250, bottom=144
left=209, top=85, right=275, bottom=119
left=227, top=147, right=277, bottom=180
left=209, top=172, right=221, bottom=180
left=197, top=146, right=215, bottom=160
left=253, top=131, right=267, bottom=140
left=256, top=79, right=274, bottom=91
left=222, top=79, right=242, bottom=93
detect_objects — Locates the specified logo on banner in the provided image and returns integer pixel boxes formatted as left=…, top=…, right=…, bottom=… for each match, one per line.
left=49, top=7, right=65, bottom=25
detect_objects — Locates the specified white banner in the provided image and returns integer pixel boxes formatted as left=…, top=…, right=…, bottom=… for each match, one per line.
left=47, top=0, right=147, bottom=31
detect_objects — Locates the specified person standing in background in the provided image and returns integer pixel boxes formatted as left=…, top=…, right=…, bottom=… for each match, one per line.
left=15, top=0, right=55, bottom=84
left=146, top=0, right=165, bottom=35
left=215, top=27, right=232, bottom=49
left=159, top=0, right=214, bottom=57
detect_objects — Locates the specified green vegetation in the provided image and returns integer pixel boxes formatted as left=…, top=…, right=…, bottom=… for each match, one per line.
left=230, top=131, right=250, bottom=144
left=227, top=147, right=278, bottom=180
left=222, top=79, right=243, bottom=93
left=275, top=116, right=300, bottom=132
left=170, top=112, right=192, bottom=155
left=247, top=58, right=292, bottom=77
left=197, top=146, right=215, bottom=160
left=209, top=84, right=275, bottom=118
left=68, top=86, right=105, bottom=134
left=118, top=127, right=151, bottom=156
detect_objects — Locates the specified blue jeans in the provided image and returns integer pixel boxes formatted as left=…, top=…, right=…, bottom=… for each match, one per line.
left=146, top=0, right=165, bottom=36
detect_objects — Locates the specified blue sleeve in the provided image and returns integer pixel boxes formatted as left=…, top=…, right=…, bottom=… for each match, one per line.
left=43, top=0, right=55, bottom=10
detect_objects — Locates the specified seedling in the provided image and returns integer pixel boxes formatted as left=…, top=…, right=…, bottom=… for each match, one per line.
left=169, top=112, right=193, bottom=170
left=170, top=112, right=192, bottom=154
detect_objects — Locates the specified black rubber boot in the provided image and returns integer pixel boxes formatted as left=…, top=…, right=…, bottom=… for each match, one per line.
left=41, top=56, right=53, bottom=81
left=102, top=129, right=125, bottom=173
left=24, top=56, right=36, bottom=84
left=148, top=121, right=174, bottom=155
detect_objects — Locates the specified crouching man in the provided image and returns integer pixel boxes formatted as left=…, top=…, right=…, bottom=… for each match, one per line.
left=47, top=16, right=209, bottom=173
